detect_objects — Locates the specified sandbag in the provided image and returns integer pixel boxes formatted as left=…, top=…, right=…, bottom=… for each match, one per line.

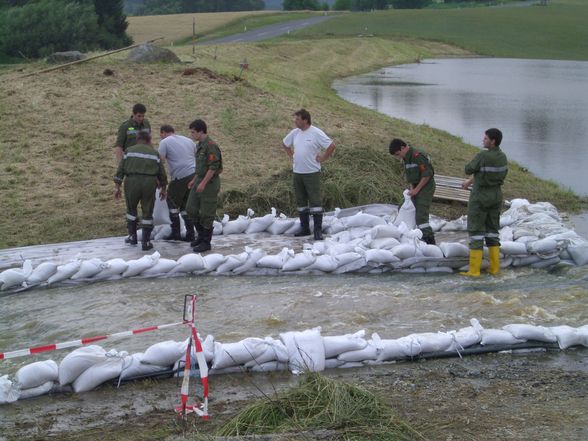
left=337, top=334, right=381, bottom=362
left=391, top=243, right=420, bottom=260
left=377, top=336, right=421, bottom=361
left=26, top=262, right=58, bottom=286
left=202, top=253, right=227, bottom=272
left=333, top=254, right=366, bottom=274
left=142, top=258, right=178, bottom=276
left=72, top=352, right=126, bottom=393
left=282, top=250, right=316, bottom=272
left=249, top=361, right=289, bottom=372
left=440, top=215, right=467, bottom=231
left=47, top=260, right=82, bottom=285
left=0, top=375, right=20, bottom=404
left=364, top=249, right=400, bottom=265
left=446, top=323, right=482, bottom=351
left=243, top=337, right=289, bottom=368
left=213, top=219, right=223, bottom=235
left=71, top=258, right=105, bottom=280
left=58, top=345, right=106, bottom=386
left=369, top=237, right=400, bottom=250
left=212, top=338, right=270, bottom=370
left=280, top=327, right=325, bottom=374
left=119, top=353, right=170, bottom=381
left=141, top=340, right=185, bottom=367
left=18, top=381, right=54, bottom=400
left=549, top=326, right=583, bottom=349
left=0, top=268, right=27, bottom=291
left=530, top=256, right=560, bottom=269
left=121, top=252, right=160, bottom=277
left=153, top=224, right=171, bottom=240
left=306, top=254, right=338, bottom=273
left=500, top=241, right=528, bottom=256
left=526, top=238, right=559, bottom=255
left=257, top=248, right=294, bottom=269
left=245, top=213, right=275, bottom=234
left=341, top=212, right=386, bottom=228
left=420, top=244, right=444, bottom=258
left=232, top=248, right=266, bottom=275
left=410, top=332, right=453, bottom=353
left=15, top=360, right=58, bottom=389
left=480, top=329, right=526, bottom=346
left=567, top=243, right=588, bottom=266
left=439, top=242, right=469, bottom=258
left=370, top=224, right=402, bottom=240
left=171, top=254, right=205, bottom=274
left=216, top=252, right=249, bottom=274
left=267, top=216, right=295, bottom=235
left=503, top=324, right=556, bottom=343
left=222, top=215, right=250, bottom=235
left=394, top=190, right=416, bottom=229
left=323, top=330, right=367, bottom=358
left=94, top=258, right=129, bottom=280
left=153, top=191, right=170, bottom=225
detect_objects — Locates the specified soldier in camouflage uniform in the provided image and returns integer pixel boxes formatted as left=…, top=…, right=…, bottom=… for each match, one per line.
left=114, top=131, right=168, bottom=251
left=460, top=128, right=508, bottom=277
left=389, top=138, right=436, bottom=245
left=114, top=103, right=151, bottom=162
left=186, top=119, right=222, bottom=253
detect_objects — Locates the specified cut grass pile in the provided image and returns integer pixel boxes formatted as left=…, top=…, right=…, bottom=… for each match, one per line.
left=217, top=372, right=425, bottom=440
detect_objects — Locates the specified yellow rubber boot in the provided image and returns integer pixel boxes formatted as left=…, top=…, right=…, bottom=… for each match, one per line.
left=460, top=249, right=483, bottom=277
left=487, top=246, right=500, bottom=275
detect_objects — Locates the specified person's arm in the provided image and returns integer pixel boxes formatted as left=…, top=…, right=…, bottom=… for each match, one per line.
left=196, top=169, right=216, bottom=193
left=408, top=175, right=431, bottom=197
left=317, top=142, right=335, bottom=163
left=462, top=177, right=474, bottom=190
left=115, top=123, right=126, bottom=162
left=113, top=158, right=124, bottom=199
left=282, top=142, right=293, bottom=158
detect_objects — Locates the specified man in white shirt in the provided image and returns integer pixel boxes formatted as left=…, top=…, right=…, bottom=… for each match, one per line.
left=282, top=109, right=335, bottom=240
left=158, top=124, right=197, bottom=241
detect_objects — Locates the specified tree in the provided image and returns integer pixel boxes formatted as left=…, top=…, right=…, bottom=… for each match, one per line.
left=390, top=0, right=430, bottom=8
left=283, top=0, right=320, bottom=10
left=333, top=0, right=351, bottom=10
left=92, top=0, right=132, bottom=48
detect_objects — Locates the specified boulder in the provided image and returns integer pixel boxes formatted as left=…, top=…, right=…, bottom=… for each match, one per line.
left=126, top=44, right=180, bottom=64
left=46, top=51, right=86, bottom=64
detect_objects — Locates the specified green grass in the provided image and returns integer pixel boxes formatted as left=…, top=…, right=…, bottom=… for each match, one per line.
left=290, top=2, right=588, bottom=61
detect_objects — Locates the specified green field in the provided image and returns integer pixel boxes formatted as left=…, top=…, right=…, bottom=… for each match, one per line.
left=291, top=2, right=588, bottom=61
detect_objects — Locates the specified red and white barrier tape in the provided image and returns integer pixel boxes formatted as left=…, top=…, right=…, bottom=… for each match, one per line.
left=0, top=321, right=187, bottom=360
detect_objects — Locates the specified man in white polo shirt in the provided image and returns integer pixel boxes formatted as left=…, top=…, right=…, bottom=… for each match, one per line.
left=282, top=109, right=336, bottom=240
left=158, top=124, right=197, bottom=241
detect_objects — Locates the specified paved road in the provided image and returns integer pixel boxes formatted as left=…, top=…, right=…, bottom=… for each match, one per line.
left=198, top=15, right=334, bottom=45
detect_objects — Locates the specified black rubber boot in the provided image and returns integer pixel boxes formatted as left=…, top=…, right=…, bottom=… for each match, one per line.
left=193, top=228, right=212, bottom=253
left=294, top=212, right=311, bottom=237
left=163, top=215, right=181, bottom=241
left=125, top=220, right=138, bottom=245
left=142, top=227, right=153, bottom=251
left=182, top=216, right=196, bottom=243
left=423, top=235, right=436, bottom=245
left=313, top=213, right=323, bottom=241
left=190, top=223, right=205, bottom=247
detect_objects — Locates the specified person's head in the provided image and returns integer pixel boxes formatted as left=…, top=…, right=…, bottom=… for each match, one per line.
left=389, top=138, right=409, bottom=160
left=132, top=103, right=147, bottom=124
left=159, top=124, right=175, bottom=140
left=294, top=109, right=311, bottom=129
left=136, top=130, right=151, bottom=145
left=189, top=119, right=207, bottom=142
left=484, top=128, right=502, bottom=149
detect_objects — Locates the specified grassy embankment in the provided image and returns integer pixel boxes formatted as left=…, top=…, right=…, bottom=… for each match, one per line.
left=0, top=3, right=586, bottom=249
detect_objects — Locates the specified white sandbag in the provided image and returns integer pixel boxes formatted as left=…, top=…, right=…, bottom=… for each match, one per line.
left=93, top=258, right=129, bottom=280
left=439, top=242, right=469, bottom=258
left=71, top=258, right=105, bottom=280
left=337, top=334, right=381, bottom=362
left=399, top=267, right=426, bottom=273
left=394, top=190, right=416, bottom=229
left=326, top=242, right=357, bottom=256
left=515, top=235, right=539, bottom=244
left=425, top=266, right=453, bottom=273
left=119, top=353, right=170, bottom=381
left=429, top=216, right=446, bottom=232
left=282, top=250, right=316, bottom=272
left=370, top=224, right=402, bottom=240
left=364, top=249, right=400, bottom=265
left=549, top=325, right=583, bottom=349
left=153, top=191, right=170, bottom=225
left=58, top=345, right=106, bottom=386
left=325, top=358, right=346, bottom=369
left=377, top=336, right=421, bottom=361
left=410, top=332, right=453, bottom=353
left=153, top=224, right=171, bottom=240
left=0, top=375, right=20, bottom=404
left=526, top=238, right=559, bottom=254
left=142, top=340, right=186, bottom=367
left=72, top=353, right=126, bottom=393
left=446, top=325, right=482, bottom=351
left=0, top=268, right=26, bottom=290
left=26, top=262, right=58, bottom=286
left=222, top=215, right=250, bottom=235
left=306, top=254, right=338, bottom=273
left=323, top=330, right=367, bottom=358
left=420, top=244, right=444, bottom=258
left=212, top=338, right=270, bottom=370
left=18, top=381, right=54, bottom=400
left=202, top=253, right=227, bottom=272
left=369, top=237, right=401, bottom=250
left=244, top=337, right=289, bottom=368
left=232, top=248, right=266, bottom=275
left=391, top=243, right=420, bottom=260
left=213, top=219, right=223, bottom=235
left=323, top=218, right=346, bottom=235
left=567, top=243, right=588, bottom=266
left=341, top=212, right=386, bottom=228
left=245, top=213, right=275, bottom=234
left=257, top=248, right=294, bottom=269
left=480, top=329, right=526, bottom=346
left=267, top=215, right=295, bottom=235
left=499, top=226, right=514, bottom=242
left=215, top=252, right=249, bottom=274
left=248, top=361, right=289, bottom=372
left=499, top=215, right=516, bottom=228
left=500, top=241, right=528, bottom=256
left=121, top=252, right=160, bottom=278
left=280, top=327, right=325, bottom=374
left=142, top=258, right=178, bottom=276
left=15, top=360, right=58, bottom=389
left=47, top=260, right=82, bottom=285
left=333, top=255, right=366, bottom=274
left=512, top=255, right=542, bottom=267
left=440, top=215, right=467, bottom=231
left=170, top=253, right=205, bottom=274
left=530, top=256, right=560, bottom=269
left=502, top=324, right=557, bottom=343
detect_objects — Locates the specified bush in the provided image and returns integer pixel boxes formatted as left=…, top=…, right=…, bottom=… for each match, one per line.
left=391, top=0, right=431, bottom=9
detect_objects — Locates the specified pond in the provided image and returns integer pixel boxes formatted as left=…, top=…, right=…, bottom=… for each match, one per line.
left=333, top=58, right=588, bottom=196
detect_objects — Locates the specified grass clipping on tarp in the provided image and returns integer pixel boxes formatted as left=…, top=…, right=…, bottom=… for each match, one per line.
left=217, top=373, right=425, bottom=440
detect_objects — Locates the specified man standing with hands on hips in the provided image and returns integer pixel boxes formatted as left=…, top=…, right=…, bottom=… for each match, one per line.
left=282, top=109, right=335, bottom=240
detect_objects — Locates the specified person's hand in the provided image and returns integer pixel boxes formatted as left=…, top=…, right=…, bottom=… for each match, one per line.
left=113, top=188, right=121, bottom=200
left=159, top=188, right=167, bottom=201
left=316, top=154, right=323, bottom=163
left=187, top=179, right=195, bottom=189
left=462, top=178, right=473, bottom=190
left=408, top=188, right=418, bottom=197
left=196, top=182, right=206, bottom=193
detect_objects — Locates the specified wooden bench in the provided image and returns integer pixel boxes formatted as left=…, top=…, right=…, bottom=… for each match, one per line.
left=433, top=174, right=470, bottom=203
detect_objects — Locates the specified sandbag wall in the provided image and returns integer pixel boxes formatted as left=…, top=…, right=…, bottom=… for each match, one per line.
left=1, top=199, right=588, bottom=293
left=1, top=319, right=587, bottom=404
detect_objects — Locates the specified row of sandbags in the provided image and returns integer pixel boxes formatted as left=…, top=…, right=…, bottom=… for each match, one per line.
left=2, top=319, right=587, bottom=404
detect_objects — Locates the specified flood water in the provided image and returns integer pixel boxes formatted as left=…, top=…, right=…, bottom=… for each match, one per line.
left=333, top=58, right=588, bottom=195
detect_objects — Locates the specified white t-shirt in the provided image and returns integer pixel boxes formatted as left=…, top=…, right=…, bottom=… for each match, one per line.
left=158, top=134, right=197, bottom=180
left=282, top=125, right=333, bottom=174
